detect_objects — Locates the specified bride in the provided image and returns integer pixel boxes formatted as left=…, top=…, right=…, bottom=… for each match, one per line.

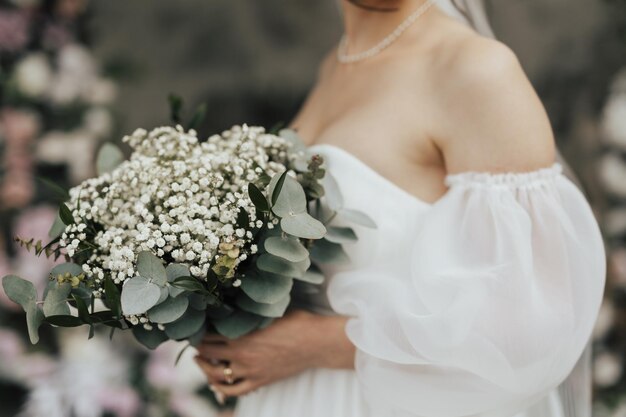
left=194, top=1, right=607, bottom=416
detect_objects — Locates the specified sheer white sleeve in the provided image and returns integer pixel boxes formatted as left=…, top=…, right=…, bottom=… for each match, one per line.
left=327, top=163, right=606, bottom=417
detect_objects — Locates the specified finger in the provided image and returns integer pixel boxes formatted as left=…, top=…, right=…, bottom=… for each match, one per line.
left=194, top=356, right=248, bottom=382
left=197, top=343, right=235, bottom=361
left=214, top=378, right=258, bottom=397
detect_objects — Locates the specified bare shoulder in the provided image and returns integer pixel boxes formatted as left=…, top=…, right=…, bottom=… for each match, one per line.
left=427, top=26, right=556, bottom=174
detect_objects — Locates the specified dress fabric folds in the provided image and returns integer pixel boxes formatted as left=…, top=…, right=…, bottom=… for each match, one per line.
left=234, top=144, right=606, bottom=417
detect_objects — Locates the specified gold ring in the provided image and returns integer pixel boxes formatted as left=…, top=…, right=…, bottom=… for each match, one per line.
left=223, top=366, right=235, bottom=384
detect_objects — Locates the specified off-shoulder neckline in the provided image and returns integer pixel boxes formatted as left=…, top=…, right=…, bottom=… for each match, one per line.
left=308, top=143, right=564, bottom=206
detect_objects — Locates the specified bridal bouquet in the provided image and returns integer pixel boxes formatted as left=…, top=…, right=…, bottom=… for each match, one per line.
left=2, top=124, right=371, bottom=349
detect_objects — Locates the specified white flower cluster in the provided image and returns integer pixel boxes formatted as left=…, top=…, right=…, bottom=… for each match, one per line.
left=59, top=125, right=294, bottom=292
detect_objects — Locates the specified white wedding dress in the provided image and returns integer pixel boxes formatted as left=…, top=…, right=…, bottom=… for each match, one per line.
left=234, top=143, right=606, bottom=417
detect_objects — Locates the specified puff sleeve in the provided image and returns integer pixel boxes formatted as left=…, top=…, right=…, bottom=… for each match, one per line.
left=327, top=162, right=606, bottom=417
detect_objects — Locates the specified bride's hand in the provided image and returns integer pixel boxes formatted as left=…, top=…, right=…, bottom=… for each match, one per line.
left=194, top=309, right=355, bottom=399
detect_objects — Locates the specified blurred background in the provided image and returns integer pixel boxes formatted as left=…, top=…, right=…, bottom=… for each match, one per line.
left=0, top=0, right=625, bottom=416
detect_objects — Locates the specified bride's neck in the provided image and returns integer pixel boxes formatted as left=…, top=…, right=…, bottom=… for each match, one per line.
left=340, top=0, right=435, bottom=53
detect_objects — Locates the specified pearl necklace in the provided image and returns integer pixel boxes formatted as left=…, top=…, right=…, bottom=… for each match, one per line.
left=337, top=0, right=438, bottom=64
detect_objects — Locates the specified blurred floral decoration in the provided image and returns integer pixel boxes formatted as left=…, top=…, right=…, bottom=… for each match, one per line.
left=0, top=1, right=220, bottom=416
left=593, top=0, right=626, bottom=416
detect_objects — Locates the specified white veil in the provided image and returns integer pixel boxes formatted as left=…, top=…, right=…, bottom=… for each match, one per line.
left=436, top=1, right=594, bottom=417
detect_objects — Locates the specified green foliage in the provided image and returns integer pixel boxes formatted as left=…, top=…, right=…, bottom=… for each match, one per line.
left=271, top=175, right=307, bottom=217
left=133, top=326, right=169, bottom=350
left=340, top=208, right=377, bottom=229
left=168, top=94, right=183, bottom=124
left=136, top=251, right=167, bottom=286
left=256, top=253, right=307, bottom=278
left=104, top=277, right=122, bottom=317
left=120, top=276, right=162, bottom=315
left=240, top=270, right=293, bottom=304
left=2, top=275, right=44, bottom=343
left=310, top=239, right=350, bottom=265
left=164, top=307, right=206, bottom=340
left=59, top=203, right=75, bottom=226
left=42, top=282, right=72, bottom=316
left=325, top=226, right=358, bottom=244
left=280, top=212, right=326, bottom=239
left=322, top=172, right=344, bottom=211
left=187, top=103, right=207, bottom=130
left=163, top=264, right=190, bottom=299
left=270, top=171, right=288, bottom=206
left=264, top=236, right=308, bottom=262
left=297, top=267, right=325, bottom=284
left=147, top=295, right=189, bottom=324
left=236, top=293, right=290, bottom=318
left=96, top=143, right=125, bottom=176
left=248, top=183, right=269, bottom=213
left=213, top=311, right=264, bottom=339
left=48, top=213, right=67, bottom=239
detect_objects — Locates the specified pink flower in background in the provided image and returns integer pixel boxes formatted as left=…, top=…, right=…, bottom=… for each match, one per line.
left=97, top=387, right=141, bottom=417
left=42, top=22, right=74, bottom=50
left=0, top=329, right=25, bottom=361
left=1, top=172, right=35, bottom=209
left=0, top=10, right=29, bottom=52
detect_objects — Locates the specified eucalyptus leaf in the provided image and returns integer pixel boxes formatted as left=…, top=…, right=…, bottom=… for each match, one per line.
left=272, top=175, right=307, bottom=217
left=264, top=236, right=309, bottom=262
left=164, top=307, right=206, bottom=340
left=45, top=315, right=84, bottom=327
left=270, top=171, right=288, bottom=206
left=103, top=277, right=121, bottom=317
left=325, top=226, right=358, bottom=244
left=236, top=293, right=291, bottom=318
left=206, top=303, right=234, bottom=320
left=295, top=268, right=325, bottom=284
left=170, top=276, right=206, bottom=293
left=137, top=251, right=167, bottom=286
left=323, top=172, right=344, bottom=211
left=43, top=282, right=71, bottom=317
left=133, top=326, right=169, bottom=350
left=59, top=204, right=74, bottom=226
left=166, top=263, right=190, bottom=281
left=50, top=263, right=83, bottom=279
left=2, top=275, right=43, bottom=343
left=156, top=286, right=169, bottom=304
left=278, top=128, right=306, bottom=151
left=240, top=270, right=293, bottom=304
left=280, top=212, right=326, bottom=239
left=96, top=143, right=125, bottom=176
left=248, top=183, right=269, bottom=213
left=189, top=292, right=214, bottom=310
left=72, top=293, right=91, bottom=324
left=309, top=239, right=350, bottom=265
left=257, top=253, right=305, bottom=278
left=340, top=208, right=377, bottom=229
left=2, top=274, right=37, bottom=306
left=147, top=295, right=189, bottom=324
left=166, top=264, right=190, bottom=297
left=25, top=303, right=44, bottom=344
left=188, top=326, right=206, bottom=347
left=120, top=276, right=161, bottom=315
left=213, top=311, right=264, bottom=339
left=48, top=213, right=66, bottom=239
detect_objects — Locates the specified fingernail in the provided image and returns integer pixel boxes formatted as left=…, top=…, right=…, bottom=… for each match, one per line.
left=215, top=391, right=225, bottom=405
